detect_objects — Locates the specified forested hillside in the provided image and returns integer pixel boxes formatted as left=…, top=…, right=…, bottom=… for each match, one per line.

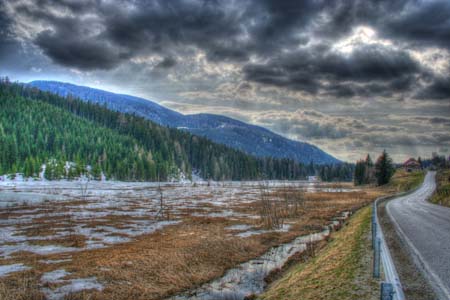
left=0, top=86, right=165, bottom=181
left=30, top=81, right=339, bottom=164
left=0, top=79, right=352, bottom=181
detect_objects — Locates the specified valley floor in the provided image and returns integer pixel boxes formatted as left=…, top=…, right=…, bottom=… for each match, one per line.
left=0, top=178, right=399, bottom=300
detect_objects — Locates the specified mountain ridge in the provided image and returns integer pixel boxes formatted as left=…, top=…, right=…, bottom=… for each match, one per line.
left=29, top=80, right=339, bottom=165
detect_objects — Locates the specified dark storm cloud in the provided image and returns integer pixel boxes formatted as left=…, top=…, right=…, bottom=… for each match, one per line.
left=155, top=57, right=177, bottom=69
left=267, top=119, right=350, bottom=140
left=297, top=122, right=350, bottom=139
left=324, top=84, right=356, bottom=98
left=428, top=117, right=450, bottom=125
left=314, top=0, right=450, bottom=49
left=0, top=0, right=30, bottom=72
left=244, top=45, right=421, bottom=97
left=2, top=0, right=450, bottom=100
left=416, top=77, right=450, bottom=100
left=380, top=0, right=450, bottom=48
left=35, top=30, right=129, bottom=70
left=11, top=2, right=130, bottom=70
left=243, top=63, right=321, bottom=94
left=102, top=0, right=245, bottom=57
left=0, top=0, right=13, bottom=41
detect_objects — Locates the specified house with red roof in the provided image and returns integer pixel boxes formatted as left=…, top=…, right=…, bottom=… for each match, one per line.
left=403, top=158, right=421, bottom=172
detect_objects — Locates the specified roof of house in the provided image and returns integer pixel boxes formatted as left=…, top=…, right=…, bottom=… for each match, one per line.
left=404, top=158, right=420, bottom=167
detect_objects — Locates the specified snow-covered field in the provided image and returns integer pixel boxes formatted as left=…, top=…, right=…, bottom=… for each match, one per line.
left=0, top=179, right=356, bottom=299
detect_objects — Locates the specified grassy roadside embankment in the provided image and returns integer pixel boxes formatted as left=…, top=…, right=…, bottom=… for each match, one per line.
left=430, top=169, right=450, bottom=207
left=260, top=206, right=378, bottom=300
left=384, top=170, right=425, bottom=193
left=260, top=170, right=425, bottom=300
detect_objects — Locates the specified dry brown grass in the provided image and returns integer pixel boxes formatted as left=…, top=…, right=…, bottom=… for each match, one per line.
left=383, top=169, right=425, bottom=193
left=430, top=169, right=450, bottom=207
left=0, top=179, right=405, bottom=300
left=0, top=272, right=45, bottom=300
left=28, top=235, right=87, bottom=248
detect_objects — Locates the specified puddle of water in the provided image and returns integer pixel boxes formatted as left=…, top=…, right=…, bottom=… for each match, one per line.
left=171, top=212, right=349, bottom=300
left=0, top=192, right=68, bottom=207
left=236, top=224, right=291, bottom=238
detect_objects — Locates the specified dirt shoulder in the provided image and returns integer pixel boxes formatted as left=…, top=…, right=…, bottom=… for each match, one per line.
left=260, top=206, right=380, bottom=300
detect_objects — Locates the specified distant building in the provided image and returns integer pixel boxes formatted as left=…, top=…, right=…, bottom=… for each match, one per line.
left=403, top=158, right=421, bottom=172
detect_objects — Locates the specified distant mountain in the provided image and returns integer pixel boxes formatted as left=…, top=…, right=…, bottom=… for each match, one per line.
left=29, top=80, right=183, bottom=126
left=29, top=81, right=339, bottom=164
left=181, top=114, right=339, bottom=164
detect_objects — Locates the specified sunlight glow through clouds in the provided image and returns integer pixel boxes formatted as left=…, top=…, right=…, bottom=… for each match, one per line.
left=333, top=26, right=392, bottom=54
left=410, top=48, right=450, bottom=75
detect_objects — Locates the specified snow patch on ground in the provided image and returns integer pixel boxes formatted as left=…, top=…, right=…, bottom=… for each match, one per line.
left=0, top=263, right=31, bottom=277
left=0, top=180, right=354, bottom=263
left=39, top=259, right=72, bottom=264
left=225, top=224, right=253, bottom=231
left=41, top=269, right=103, bottom=300
left=41, top=269, right=70, bottom=283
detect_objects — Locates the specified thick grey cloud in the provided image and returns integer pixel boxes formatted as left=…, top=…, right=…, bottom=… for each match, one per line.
left=380, top=0, right=450, bottom=48
left=416, top=76, right=450, bottom=100
left=244, top=45, right=421, bottom=97
left=0, top=0, right=14, bottom=45
left=10, top=0, right=439, bottom=100
left=35, top=30, right=129, bottom=70
left=4, top=0, right=449, bottom=84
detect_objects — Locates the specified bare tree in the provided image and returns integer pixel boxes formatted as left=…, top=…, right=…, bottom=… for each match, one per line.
left=79, top=176, right=90, bottom=200
left=278, top=184, right=305, bottom=218
left=291, top=185, right=306, bottom=216
left=258, top=182, right=283, bottom=229
left=156, top=183, right=170, bottom=221
left=305, top=234, right=317, bottom=258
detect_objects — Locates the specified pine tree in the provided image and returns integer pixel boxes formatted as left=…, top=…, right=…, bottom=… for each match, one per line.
left=363, top=154, right=374, bottom=184
left=354, top=160, right=366, bottom=185
left=375, top=150, right=395, bottom=186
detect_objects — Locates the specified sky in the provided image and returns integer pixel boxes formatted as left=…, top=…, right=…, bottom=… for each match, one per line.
left=1, top=0, right=449, bottom=162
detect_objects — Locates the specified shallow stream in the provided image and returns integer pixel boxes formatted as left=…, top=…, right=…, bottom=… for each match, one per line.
left=171, top=212, right=350, bottom=300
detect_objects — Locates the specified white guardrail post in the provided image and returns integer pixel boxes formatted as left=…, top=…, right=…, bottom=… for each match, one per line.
left=373, top=197, right=406, bottom=300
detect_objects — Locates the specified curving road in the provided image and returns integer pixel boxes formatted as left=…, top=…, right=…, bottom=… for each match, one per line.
left=386, top=172, right=450, bottom=300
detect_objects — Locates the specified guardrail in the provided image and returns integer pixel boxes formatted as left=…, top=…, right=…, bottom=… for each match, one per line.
left=371, top=185, right=421, bottom=300
left=373, top=197, right=404, bottom=300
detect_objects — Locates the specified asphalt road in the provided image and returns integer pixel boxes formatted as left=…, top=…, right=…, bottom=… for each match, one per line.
left=386, top=172, right=450, bottom=300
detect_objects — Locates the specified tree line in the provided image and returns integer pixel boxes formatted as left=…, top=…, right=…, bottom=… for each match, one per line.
left=354, top=150, right=395, bottom=186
